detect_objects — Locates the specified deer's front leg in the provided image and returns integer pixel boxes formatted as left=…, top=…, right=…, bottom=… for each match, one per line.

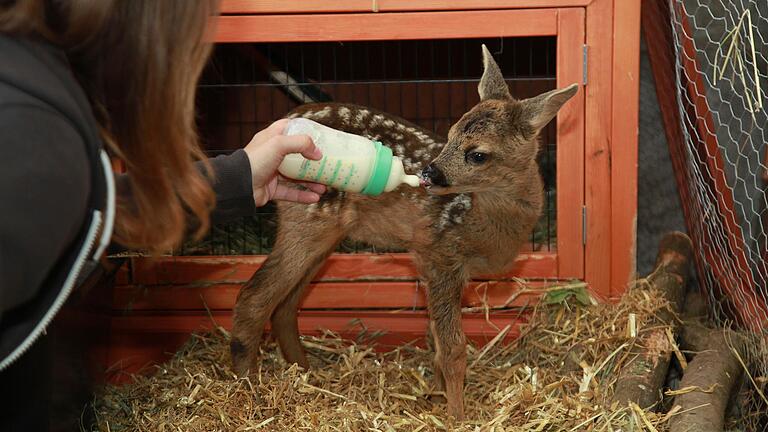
left=423, top=263, right=468, bottom=420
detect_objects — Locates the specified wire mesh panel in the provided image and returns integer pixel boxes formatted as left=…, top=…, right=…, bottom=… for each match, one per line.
left=664, top=0, right=768, bottom=428
left=181, top=37, right=557, bottom=255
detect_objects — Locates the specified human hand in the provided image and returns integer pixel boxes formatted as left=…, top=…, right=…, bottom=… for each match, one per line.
left=243, top=119, right=326, bottom=207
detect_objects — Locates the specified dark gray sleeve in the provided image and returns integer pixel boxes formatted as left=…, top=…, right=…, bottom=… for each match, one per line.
left=114, top=149, right=256, bottom=222
left=0, top=105, right=91, bottom=313
left=202, top=149, right=256, bottom=222
left=108, top=149, right=256, bottom=253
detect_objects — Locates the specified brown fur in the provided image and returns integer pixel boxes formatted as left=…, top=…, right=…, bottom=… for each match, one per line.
left=230, top=45, right=578, bottom=420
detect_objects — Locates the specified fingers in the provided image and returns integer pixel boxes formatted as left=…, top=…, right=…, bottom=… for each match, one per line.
left=247, top=119, right=321, bottom=163
left=244, top=120, right=324, bottom=206
left=272, top=183, right=322, bottom=204
left=277, top=175, right=327, bottom=194
left=299, top=182, right=327, bottom=195
left=269, top=134, right=323, bottom=161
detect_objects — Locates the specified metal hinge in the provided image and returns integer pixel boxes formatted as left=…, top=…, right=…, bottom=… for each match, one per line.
left=582, top=45, right=588, bottom=85
left=582, top=206, right=587, bottom=245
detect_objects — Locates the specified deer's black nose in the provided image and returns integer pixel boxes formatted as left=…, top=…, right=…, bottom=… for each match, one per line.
left=421, top=163, right=449, bottom=187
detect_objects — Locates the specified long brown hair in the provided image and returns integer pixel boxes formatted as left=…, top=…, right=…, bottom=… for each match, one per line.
left=0, top=0, right=219, bottom=253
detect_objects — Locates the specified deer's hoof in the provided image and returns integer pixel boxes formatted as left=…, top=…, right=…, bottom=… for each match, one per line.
left=428, top=393, right=447, bottom=404
left=230, top=337, right=257, bottom=377
left=448, top=408, right=465, bottom=422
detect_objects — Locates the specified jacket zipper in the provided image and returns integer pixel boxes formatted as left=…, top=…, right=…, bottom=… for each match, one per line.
left=0, top=150, right=115, bottom=372
left=0, top=211, right=102, bottom=371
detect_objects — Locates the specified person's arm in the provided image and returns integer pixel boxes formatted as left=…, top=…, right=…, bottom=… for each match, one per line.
left=189, top=149, right=257, bottom=224
left=0, top=105, right=91, bottom=314
left=114, top=119, right=327, bottom=223
left=108, top=119, right=326, bottom=253
left=108, top=154, right=253, bottom=255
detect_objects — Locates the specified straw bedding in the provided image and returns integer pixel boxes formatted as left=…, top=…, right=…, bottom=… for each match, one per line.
left=89, top=287, right=685, bottom=431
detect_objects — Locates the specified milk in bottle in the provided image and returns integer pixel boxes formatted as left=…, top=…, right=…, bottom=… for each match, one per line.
left=278, top=118, right=421, bottom=195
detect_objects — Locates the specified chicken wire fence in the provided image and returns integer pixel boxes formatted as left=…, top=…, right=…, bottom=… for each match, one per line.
left=179, top=37, right=558, bottom=256
left=668, top=0, right=768, bottom=425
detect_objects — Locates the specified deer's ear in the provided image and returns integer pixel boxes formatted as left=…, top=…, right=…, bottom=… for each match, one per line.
left=521, top=84, right=579, bottom=130
left=478, top=45, right=511, bottom=101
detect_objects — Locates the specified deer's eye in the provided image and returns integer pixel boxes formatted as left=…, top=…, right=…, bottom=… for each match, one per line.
left=465, top=151, right=489, bottom=165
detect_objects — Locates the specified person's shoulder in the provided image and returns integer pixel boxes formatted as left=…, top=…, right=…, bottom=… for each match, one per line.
left=0, top=36, right=70, bottom=127
left=0, top=100, right=91, bottom=193
left=0, top=34, right=95, bottom=139
left=0, top=80, right=54, bottom=113
left=0, top=34, right=96, bottom=190
left=0, top=79, right=88, bottom=169
left=0, top=54, right=93, bottom=211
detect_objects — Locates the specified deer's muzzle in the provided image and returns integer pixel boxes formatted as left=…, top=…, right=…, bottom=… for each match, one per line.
left=421, top=163, right=449, bottom=187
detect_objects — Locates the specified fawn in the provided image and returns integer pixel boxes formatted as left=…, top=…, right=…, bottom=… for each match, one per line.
left=230, top=45, right=578, bottom=419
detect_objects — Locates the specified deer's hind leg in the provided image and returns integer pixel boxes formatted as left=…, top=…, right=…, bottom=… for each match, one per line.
left=230, top=212, right=344, bottom=376
left=269, top=249, right=335, bottom=367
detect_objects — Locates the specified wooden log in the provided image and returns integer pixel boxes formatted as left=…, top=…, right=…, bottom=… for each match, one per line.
left=670, top=322, right=744, bottom=432
left=682, top=290, right=709, bottom=320
left=612, top=231, right=694, bottom=409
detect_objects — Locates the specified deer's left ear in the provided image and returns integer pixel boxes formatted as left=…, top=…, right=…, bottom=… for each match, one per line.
left=521, top=83, right=579, bottom=130
left=478, top=45, right=512, bottom=101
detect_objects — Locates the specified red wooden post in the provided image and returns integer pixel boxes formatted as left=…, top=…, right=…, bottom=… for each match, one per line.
left=611, top=0, right=641, bottom=297
left=584, top=0, right=614, bottom=299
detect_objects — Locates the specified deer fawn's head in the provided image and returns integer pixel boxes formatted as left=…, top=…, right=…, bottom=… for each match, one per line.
left=421, top=45, right=579, bottom=195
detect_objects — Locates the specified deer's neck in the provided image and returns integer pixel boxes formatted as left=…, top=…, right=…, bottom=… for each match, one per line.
left=474, top=188, right=538, bottom=217
left=474, top=170, right=543, bottom=217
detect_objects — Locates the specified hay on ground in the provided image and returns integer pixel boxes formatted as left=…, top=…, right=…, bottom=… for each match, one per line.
left=89, top=287, right=706, bottom=431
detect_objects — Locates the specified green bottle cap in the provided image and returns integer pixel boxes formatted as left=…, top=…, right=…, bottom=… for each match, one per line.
left=361, top=141, right=393, bottom=196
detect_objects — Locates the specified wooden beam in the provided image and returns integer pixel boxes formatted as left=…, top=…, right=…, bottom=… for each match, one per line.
left=213, top=9, right=559, bottom=42
left=220, top=0, right=594, bottom=14
left=127, top=253, right=559, bottom=286
left=113, top=279, right=554, bottom=311
left=584, top=0, right=613, bottom=299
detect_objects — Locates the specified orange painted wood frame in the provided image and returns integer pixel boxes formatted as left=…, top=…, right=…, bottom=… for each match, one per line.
left=103, top=3, right=641, bottom=377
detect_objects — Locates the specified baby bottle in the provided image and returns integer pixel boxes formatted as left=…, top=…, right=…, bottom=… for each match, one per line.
left=278, top=118, right=421, bottom=195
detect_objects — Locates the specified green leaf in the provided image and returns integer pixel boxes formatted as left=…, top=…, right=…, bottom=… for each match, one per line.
left=543, top=282, right=591, bottom=307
